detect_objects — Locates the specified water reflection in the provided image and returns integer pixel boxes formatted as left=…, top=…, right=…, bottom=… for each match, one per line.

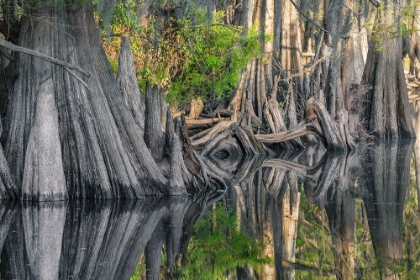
left=218, top=140, right=416, bottom=279
left=0, top=140, right=418, bottom=279
left=0, top=193, right=223, bottom=280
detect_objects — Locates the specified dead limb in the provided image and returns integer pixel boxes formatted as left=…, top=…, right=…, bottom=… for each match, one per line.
left=0, top=38, right=90, bottom=77
left=190, top=120, right=235, bottom=146
left=185, top=117, right=231, bottom=127
left=255, top=121, right=318, bottom=143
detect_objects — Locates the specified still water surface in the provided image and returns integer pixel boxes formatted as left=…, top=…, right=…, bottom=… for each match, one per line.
left=0, top=140, right=419, bottom=279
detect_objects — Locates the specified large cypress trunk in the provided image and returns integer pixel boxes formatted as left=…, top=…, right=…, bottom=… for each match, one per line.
left=361, top=1, right=415, bottom=138
left=4, top=0, right=172, bottom=200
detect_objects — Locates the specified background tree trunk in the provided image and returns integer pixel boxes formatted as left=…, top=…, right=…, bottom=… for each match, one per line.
left=361, top=0, right=415, bottom=138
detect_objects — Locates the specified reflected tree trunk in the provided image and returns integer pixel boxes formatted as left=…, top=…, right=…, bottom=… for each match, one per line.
left=325, top=188, right=355, bottom=280
left=0, top=202, right=17, bottom=256
left=23, top=202, right=66, bottom=280
left=281, top=173, right=300, bottom=280
left=361, top=141, right=413, bottom=279
left=145, top=221, right=165, bottom=280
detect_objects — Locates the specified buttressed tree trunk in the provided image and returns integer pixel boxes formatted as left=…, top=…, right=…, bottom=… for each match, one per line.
left=4, top=0, right=176, bottom=200
left=362, top=0, right=415, bottom=138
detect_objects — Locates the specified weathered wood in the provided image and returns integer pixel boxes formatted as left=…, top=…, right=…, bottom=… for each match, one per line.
left=179, top=114, right=201, bottom=175
left=0, top=37, right=90, bottom=77
left=190, top=120, right=235, bottom=146
left=117, top=37, right=146, bottom=135
left=188, top=97, right=204, bottom=119
left=255, top=121, right=317, bottom=143
left=185, top=116, right=231, bottom=126
left=4, top=0, right=169, bottom=199
left=145, top=83, right=165, bottom=162
left=361, top=1, right=415, bottom=139
left=166, top=112, right=187, bottom=194
left=0, top=145, right=19, bottom=199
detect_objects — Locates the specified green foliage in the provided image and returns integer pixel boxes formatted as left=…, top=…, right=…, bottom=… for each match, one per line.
left=129, top=258, right=146, bottom=280
left=102, top=2, right=261, bottom=105
left=175, top=203, right=270, bottom=279
left=295, top=194, right=335, bottom=279
left=163, top=10, right=261, bottom=104
left=366, top=1, right=420, bottom=52
left=111, top=0, right=140, bottom=32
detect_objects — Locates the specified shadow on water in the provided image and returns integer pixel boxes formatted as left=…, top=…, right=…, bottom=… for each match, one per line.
left=0, top=140, right=419, bottom=279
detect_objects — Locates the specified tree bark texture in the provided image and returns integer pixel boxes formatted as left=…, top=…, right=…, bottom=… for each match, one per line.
left=117, top=37, right=146, bottom=136
left=362, top=1, right=415, bottom=138
left=4, top=0, right=174, bottom=200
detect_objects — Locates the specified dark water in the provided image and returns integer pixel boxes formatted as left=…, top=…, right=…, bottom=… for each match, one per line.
left=0, top=140, right=419, bottom=279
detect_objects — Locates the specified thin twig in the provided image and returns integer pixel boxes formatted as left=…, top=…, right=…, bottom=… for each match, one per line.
left=64, top=67, right=93, bottom=92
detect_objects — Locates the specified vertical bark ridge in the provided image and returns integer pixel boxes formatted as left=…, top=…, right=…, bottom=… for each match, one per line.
left=145, top=83, right=165, bottom=162
left=117, top=37, right=146, bottom=136
left=4, top=0, right=170, bottom=200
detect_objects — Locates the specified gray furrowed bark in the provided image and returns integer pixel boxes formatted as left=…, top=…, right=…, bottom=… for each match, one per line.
left=4, top=0, right=170, bottom=200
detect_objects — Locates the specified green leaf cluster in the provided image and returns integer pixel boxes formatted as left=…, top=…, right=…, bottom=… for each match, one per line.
left=102, top=2, right=261, bottom=105
left=159, top=9, right=261, bottom=104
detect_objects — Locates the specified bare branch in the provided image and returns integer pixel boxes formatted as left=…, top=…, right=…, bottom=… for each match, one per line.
left=0, top=38, right=90, bottom=77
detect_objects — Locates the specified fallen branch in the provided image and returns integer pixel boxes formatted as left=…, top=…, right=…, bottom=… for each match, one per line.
left=0, top=38, right=90, bottom=77
left=190, top=120, right=235, bottom=146
left=185, top=117, right=231, bottom=126
left=255, top=121, right=318, bottom=143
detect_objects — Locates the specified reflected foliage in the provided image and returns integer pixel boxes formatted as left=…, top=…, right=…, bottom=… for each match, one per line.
left=178, top=203, right=271, bottom=279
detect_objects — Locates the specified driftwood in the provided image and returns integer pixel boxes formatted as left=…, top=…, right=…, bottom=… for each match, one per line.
left=185, top=116, right=231, bottom=127
left=187, top=97, right=354, bottom=168
left=191, top=120, right=236, bottom=146
left=257, top=98, right=354, bottom=151
left=188, top=98, right=204, bottom=119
